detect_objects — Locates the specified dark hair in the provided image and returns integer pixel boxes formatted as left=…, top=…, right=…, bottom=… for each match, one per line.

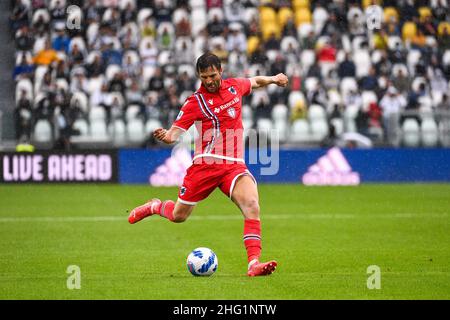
left=196, top=52, right=221, bottom=73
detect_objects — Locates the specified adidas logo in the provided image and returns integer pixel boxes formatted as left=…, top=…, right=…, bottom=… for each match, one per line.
left=149, top=146, right=192, bottom=186
left=302, top=147, right=360, bottom=185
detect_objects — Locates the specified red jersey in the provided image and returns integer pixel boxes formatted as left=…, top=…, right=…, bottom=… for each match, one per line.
left=173, top=78, right=252, bottom=163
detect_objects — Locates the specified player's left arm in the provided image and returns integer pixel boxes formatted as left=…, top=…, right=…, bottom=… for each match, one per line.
left=249, top=73, right=289, bottom=89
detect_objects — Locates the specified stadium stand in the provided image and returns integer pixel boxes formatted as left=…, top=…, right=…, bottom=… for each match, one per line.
left=4, top=0, right=450, bottom=149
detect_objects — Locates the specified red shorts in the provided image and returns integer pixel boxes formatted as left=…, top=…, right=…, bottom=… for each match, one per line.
left=178, top=162, right=256, bottom=205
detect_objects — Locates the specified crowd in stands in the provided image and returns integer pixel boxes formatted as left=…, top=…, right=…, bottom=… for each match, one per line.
left=8, top=0, right=450, bottom=149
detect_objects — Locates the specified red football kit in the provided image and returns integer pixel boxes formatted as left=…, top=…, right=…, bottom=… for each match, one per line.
left=172, top=78, right=255, bottom=205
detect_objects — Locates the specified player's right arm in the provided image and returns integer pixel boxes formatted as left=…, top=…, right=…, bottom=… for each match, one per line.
left=153, top=95, right=198, bottom=144
left=153, top=126, right=185, bottom=144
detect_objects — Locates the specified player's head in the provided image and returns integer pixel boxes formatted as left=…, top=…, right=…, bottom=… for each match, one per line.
left=196, top=52, right=223, bottom=93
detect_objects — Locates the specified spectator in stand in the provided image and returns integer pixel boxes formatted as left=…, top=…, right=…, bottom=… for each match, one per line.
left=50, top=0, right=67, bottom=26
left=379, top=86, right=407, bottom=144
left=15, top=25, right=33, bottom=52
left=175, top=16, right=191, bottom=37
left=10, top=0, right=30, bottom=33
left=33, top=39, right=61, bottom=66
left=102, top=40, right=123, bottom=66
left=148, top=67, right=164, bottom=92
left=282, top=17, right=298, bottom=38
left=52, top=23, right=71, bottom=53
left=227, top=24, right=247, bottom=53
left=70, top=69, right=90, bottom=94
left=13, top=54, right=35, bottom=80
left=337, top=52, right=356, bottom=79
left=391, top=67, right=411, bottom=95
left=125, top=80, right=145, bottom=117
left=108, top=72, right=126, bottom=96
left=14, top=89, right=33, bottom=141
left=264, top=32, right=281, bottom=51
left=207, top=12, right=227, bottom=37
left=153, top=0, right=173, bottom=25
left=86, top=54, right=105, bottom=78
left=225, top=0, right=244, bottom=23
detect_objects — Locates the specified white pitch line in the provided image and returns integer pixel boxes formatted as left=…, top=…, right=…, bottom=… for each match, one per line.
left=0, top=213, right=447, bottom=223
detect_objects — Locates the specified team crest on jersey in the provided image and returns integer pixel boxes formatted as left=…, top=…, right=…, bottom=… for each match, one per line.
left=176, top=110, right=184, bottom=121
left=228, top=86, right=237, bottom=95
left=180, top=186, right=187, bottom=196
left=208, top=99, right=213, bottom=105
left=227, top=107, right=236, bottom=118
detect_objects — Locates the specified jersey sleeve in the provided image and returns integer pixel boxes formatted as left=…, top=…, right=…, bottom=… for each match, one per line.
left=172, top=96, right=198, bottom=131
left=234, top=78, right=252, bottom=97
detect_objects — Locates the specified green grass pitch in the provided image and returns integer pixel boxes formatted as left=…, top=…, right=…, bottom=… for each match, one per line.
left=0, top=183, right=449, bottom=299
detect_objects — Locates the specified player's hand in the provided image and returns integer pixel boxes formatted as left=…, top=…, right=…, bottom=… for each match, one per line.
left=272, top=73, right=289, bottom=87
left=153, top=128, right=167, bottom=142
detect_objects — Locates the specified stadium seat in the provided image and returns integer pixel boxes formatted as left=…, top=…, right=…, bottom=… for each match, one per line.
left=330, top=117, right=344, bottom=136
left=295, top=8, right=312, bottom=27
left=125, top=104, right=141, bottom=122
left=383, top=7, right=399, bottom=23
left=70, top=92, right=89, bottom=115
left=418, top=7, right=432, bottom=22
left=308, top=105, right=326, bottom=122
left=312, top=6, right=328, bottom=34
left=402, top=118, right=421, bottom=147
left=288, top=91, right=306, bottom=110
left=438, top=120, right=450, bottom=147
left=259, top=7, right=277, bottom=25
left=33, top=119, right=52, bottom=143
left=15, top=78, right=33, bottom=103
left=340, top=77, right=358, bottom=99
left=438, top=22, right=450, bottom=36
left=421, top=117, right=439, bottom=147
left=72, top=118, right=90, bottom=138
left=402, top=22, right=417, bottom=41
left=90, top=120, right=110, bottom=141
left=300, top=49, right=315, bottom=74
left=353, top=49, right=371, bottom=78
left=272, top=104, right=288, bottom=122
left=244, top=7, right=259, bottom=24
left=278, top=7, right=294, bottom=28
left=292, top=0, right=310, bottom=10
left=242, top=105, right=253, bottom=121
left=310, top=118, right=329, bottom=141
left=289, top=119, right=310, bottom=143
left=127, top=118, right=145, bottom=143
left=261, top=22, right=281, bottom=40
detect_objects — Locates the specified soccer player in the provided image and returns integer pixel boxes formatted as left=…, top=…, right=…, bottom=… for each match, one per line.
left=128, top=52, right=288, bottom=277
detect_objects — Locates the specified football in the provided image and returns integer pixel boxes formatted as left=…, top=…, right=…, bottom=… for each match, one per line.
left=186, top=247, right=218, bottom=276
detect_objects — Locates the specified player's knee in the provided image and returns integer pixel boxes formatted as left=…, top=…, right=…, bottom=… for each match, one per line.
left=242, top=198, right=260, bottom=217
left=172, top=212, right=189, bottom=223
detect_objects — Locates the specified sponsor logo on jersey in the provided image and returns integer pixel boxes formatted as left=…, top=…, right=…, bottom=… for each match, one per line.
left=228, top=86, right=237, bottom=95
left=227, top=107, right=236, bottom=118
left=213, top=97, right=240, bottom=114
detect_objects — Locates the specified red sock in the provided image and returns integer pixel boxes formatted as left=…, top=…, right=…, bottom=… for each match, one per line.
left=243, top=219, right=262, bottom=264
left=156, top=200, right=175, bottom=221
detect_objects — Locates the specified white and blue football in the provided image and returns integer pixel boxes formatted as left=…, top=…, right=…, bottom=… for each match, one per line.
left=186, top=247, right=218, bottom=276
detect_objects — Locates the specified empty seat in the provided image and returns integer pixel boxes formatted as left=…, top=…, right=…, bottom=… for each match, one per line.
left=290, top=119, right=310, bottom=143
left=33, top=119, right=52, bottom=143
left=127, top=118, right=145, bottom=143
left=402, top=118, right=420, bottom=147
left=310, top=119, right=329, bottom=141
left=421, top=118, right=439, bottom=147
